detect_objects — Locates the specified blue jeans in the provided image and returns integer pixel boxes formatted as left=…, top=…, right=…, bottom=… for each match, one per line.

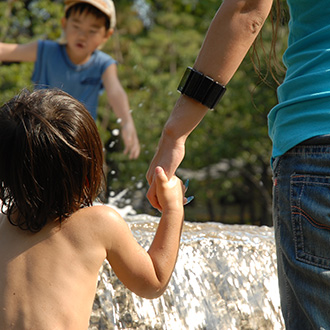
left=272, top=136, right=330, bottom=330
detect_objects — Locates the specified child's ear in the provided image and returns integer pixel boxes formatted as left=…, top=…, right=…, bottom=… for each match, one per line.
left=105, top=28, right=114, bottom=40
left=61, top=17, right=67, bottom=29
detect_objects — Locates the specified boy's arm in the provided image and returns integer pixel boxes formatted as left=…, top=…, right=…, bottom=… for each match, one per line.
left=98, top=167, right=184, bottom=299
left=0, top=41, right=38, bottom=62
left=102, top=64, right=140, bottom=159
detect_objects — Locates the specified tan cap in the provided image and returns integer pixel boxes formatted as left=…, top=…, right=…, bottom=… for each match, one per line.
left=64, top=0, right=116, bottom=29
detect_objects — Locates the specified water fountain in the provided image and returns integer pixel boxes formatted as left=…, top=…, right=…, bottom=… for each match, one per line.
left=89, top=213, right=284, bottom=330
left=87, top=0, right=284, bottom=325
left=0, top=189, right=283, bottom=329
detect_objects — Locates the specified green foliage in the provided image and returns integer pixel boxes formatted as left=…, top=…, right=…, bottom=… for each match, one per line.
left=0, top=0, right=289, bottom=225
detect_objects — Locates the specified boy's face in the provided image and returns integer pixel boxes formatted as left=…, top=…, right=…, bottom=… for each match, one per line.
left=61, top=10, right=113, bottom=62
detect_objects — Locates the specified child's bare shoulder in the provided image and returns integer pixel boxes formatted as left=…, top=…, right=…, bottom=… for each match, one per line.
left=52, top=205, right=127, bottom=259
left=80, top=204, right=123, bottom=223
left=69, top=205, right=128, bottom=240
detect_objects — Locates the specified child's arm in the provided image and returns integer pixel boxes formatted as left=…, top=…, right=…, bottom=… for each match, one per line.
left=99, top=166, right=184, bottom=299
left=0, top=41, right=38, bottom=62
left=102, top=64, right=140, bottom=159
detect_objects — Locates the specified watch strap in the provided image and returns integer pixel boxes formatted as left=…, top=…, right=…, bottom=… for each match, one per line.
left=177, top=67, right=226, bottom=109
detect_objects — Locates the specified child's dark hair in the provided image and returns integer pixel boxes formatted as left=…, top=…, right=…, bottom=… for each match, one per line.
left=66, top=3, right=111, bottom=31
left=0, top=89, right=105, bottom=232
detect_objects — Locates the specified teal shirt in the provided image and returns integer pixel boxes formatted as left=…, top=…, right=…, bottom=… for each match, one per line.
left=268, top=0, right=330, bottom=158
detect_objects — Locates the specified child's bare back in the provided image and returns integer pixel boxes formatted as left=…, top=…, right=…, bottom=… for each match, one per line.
left=0, top=89, right=185, bottom=329
left=0, top=207, right=109, bottom=329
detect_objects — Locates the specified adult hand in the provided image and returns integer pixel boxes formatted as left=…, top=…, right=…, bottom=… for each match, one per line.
left=146, top=132, right=186, bottom=210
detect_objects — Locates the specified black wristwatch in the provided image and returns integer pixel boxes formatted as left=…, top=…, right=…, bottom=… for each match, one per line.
left=177, top=67, right=226, bottom=109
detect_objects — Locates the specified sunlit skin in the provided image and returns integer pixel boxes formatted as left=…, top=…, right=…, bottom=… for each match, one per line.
left=146, top=0, right=273, bottom=210
left=0, top=166, right=185, bottom=329
left=0, top=9, right=140, bottom=159
left=61, top=10, right=140, bottom=158
left=61, top=10, right=112, bottom=65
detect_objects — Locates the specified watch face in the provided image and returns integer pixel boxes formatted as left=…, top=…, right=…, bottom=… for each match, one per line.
left=177, top=67, right=192, bottom=93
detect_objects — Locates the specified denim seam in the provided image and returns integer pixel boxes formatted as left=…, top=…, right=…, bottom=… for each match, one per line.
left=287, top=169, right=298, bottom=322
left=293, top=176, right=305, bottom=261
left=276, top=157, right=293, bottom=321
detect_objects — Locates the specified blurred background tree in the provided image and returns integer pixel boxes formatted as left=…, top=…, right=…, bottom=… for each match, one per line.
left=0, top=0, right=289, bottom=226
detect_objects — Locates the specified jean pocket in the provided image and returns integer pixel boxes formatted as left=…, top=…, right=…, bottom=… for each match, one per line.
left=291, top=174, right=330, bottom=270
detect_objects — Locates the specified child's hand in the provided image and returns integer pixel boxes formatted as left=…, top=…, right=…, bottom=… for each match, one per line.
left=121, top=121, right=140, bottom=159
left=154, top=166, right=185, bottom=212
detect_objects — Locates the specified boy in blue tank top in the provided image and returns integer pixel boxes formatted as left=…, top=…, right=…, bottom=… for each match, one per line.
left=0, top=0, right=140, bottom=160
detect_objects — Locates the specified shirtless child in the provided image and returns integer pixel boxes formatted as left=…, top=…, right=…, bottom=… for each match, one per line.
left=0, top=89, right=185, bottom=329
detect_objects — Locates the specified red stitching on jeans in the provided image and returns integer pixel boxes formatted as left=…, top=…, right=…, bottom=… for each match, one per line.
left=291, top=175, right=306, bottom=179
left=292, top=205, right=330, bottom=230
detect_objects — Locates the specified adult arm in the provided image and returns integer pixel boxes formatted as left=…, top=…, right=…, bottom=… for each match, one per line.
left=0, top=41, right=38, bottom=62
left=146, top=0, right=274, bottom=209
left=102, top=64, right=140, bottom=159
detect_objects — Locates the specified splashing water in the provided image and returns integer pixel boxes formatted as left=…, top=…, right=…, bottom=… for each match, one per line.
left=89, top=213, right=284, bottom=329
left=0, top=190, right=283, bottom=328
left=101, top=189, right=137, bottom=216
